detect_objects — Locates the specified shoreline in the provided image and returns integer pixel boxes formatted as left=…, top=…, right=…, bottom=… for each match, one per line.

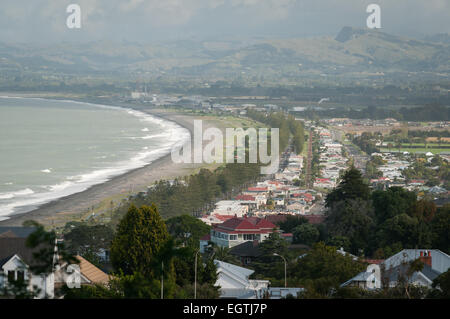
left=0, top=102, right=219, bottom=227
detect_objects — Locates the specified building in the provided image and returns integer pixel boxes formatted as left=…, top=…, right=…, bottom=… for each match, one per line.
left=382, top=249, right=450, bottom=288
left=229, top=240, right=262, bottom=266
left=0, top=236, right=56, bottom=298
left=340, top=249, right=450, bottom=290
left=54, top=255, right=110, bottom=290
left=341, top=264, right=382, bottom=290
left=214, top=260, right=269, bottom=299
left=210, top=217, right=277, bottom=248
left=211, top=200, right=248, bottom=217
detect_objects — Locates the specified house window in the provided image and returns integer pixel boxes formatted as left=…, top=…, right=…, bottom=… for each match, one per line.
left=243, top=234, right=255, bottom=240
left=17, top=271, right=25, bottom=282
left=229, top=235, right=237, bottom=240
left=7, top=271, right=15, bottom=282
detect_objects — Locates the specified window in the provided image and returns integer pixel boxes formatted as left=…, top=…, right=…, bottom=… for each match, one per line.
left=243, top=234, right=255, bottom=240
left=229, top=235, right=237, bottom=240
left=7, top=271, right=15, bottom=282
left=17, top=271, right=25, bottom=282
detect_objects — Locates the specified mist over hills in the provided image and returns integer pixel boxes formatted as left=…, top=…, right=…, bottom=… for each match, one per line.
left=0, top=27, right=449, bottom=87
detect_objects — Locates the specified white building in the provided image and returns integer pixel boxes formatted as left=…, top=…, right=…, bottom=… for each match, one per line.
left=214, top=260, right=269, bottom=299
left=210, top=217, right=277, bottom=248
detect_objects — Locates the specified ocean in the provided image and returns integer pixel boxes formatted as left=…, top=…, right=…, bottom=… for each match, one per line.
left=0, top=97, right=190, bottom=221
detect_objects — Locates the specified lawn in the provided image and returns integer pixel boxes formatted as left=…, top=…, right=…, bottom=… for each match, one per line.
left=380, top=147, right=448, bottom=154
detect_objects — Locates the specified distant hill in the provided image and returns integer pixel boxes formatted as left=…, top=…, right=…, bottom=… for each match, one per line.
left=0, top=27, right=449, bottom=84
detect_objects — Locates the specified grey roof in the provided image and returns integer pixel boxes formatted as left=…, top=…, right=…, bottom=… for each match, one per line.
left=0, top=227, right=36, bottom=238
left=229, top=241, right=262, bottom=258
left=0, top=237, right=53, bottom=270
left=384, top=263, right=441, bottom=284
left=421, top=264, right=441, bottom=282
left=340, top=271, right=372, bottom=287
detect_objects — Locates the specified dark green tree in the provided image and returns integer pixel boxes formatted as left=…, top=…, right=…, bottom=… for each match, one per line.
left=325, top=167, right=370, bottom=208
left=293, top=224, right=320, bottom=246
left=110, top=204, right=169, bottom=277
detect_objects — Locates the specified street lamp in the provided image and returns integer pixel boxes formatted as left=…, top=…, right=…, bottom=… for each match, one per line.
left=273, top=253, right=287, bottom=288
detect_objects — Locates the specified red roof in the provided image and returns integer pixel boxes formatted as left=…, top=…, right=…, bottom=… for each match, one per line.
left=315, top=178, right=331, bottom=182
left=236, top=195, right=256, bottom=201
left=214, top=217, right=277, bottom=234
left=268, top=181, right=283, bottom=186
left=213, top=214, right=235, bottom=222
left=200, top=234, right=211, bottom=241
left=247, top=187, right=268, bottom=192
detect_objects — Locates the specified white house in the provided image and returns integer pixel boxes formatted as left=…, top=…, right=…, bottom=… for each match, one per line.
left=0, top=237, right=56, bottom=298
left=341, top=264, right=381, bottom=290
left=210, top=217, right=278, bottom=248
left=214, top=260, right=269, bottom=299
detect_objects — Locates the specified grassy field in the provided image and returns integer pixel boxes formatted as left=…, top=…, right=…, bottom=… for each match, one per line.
left=380, top=147, right=448, bottom=154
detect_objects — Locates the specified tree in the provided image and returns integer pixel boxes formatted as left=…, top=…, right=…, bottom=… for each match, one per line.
left=429, top=269, right=450, bottom=299
left=293, top=224, right=319, bottom=246
left=165, top=215, right=211, bottom=249
left=372, top=187, right=417, bottom=224
left=64, top=224, right=114, bottom=267
left=325, top=167, right=370, bottom=208
left=377, top=213, right=432, bottom=249
left=110, top=204, right=169, bottom=277
left=325, top=199, right=375, bottom=254
left=431, top=205, right=450, bottom=254
left=277, top=215, right=308, bottom=233
left=292, top=242, right=365, bottom=297
left=211, top=246, right=240, bottom=265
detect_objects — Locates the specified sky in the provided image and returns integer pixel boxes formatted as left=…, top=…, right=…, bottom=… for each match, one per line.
left=1, top=0, right=449, bottom=43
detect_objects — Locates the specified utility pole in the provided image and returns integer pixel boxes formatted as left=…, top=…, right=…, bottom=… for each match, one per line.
left=161, top=261, right=164, bottom=299
left=194, top=250, right=200, bottom=299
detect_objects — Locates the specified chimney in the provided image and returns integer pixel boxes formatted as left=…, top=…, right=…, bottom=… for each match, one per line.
left=419, top=250, right=432, bottom=267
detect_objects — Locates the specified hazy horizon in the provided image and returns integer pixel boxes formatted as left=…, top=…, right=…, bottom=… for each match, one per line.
left=1, top=0, right=449, bottom=44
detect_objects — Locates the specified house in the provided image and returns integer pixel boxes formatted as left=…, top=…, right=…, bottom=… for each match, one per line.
left=214, top=260, right=269, bottom=299
left=211, top=200, right=248, bottom=217
left=199, top=214, right=235, bottom=226
left=0, top=236, right=56, bottom=298
left=199, top=234, right=211, bottom=253
left=381, top=249, right=450, bottom=288
left=54, top=255, right=110, bottom=291
left=340, top=249, right=450, bottom=290
left=210, top=217, right=277, bottom=248
left=313, top=178, right=335, bottom=189
left=341, top=264, right=381, bottom=290
left=229, top=240, right=262, bottom=266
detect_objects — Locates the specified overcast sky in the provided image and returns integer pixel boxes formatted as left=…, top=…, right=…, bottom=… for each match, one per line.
left=1, top=0, right=449, bottom=43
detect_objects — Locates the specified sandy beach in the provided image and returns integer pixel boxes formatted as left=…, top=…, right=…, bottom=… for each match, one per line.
left=0, top=107, right=225, bottom=227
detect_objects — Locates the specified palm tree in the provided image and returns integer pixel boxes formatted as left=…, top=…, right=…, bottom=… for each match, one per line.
left=212, top=246, right=240, bottom=265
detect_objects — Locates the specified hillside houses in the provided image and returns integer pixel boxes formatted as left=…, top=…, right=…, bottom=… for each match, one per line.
left=341, top=249, right=450, bottom=290
left=315, top=127, right=348, bottom=188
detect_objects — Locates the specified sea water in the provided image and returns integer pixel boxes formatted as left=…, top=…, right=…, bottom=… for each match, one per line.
left=0, top=96, right=190, bottom=221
